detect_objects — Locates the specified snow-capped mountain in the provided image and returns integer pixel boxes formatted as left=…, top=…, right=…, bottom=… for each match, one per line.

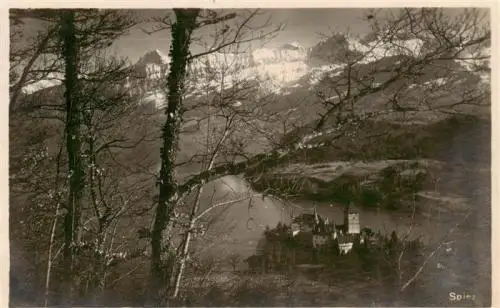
left=15, top=37, right=395, bottom=97
left=137, top=49, right=169, bottom=66
left=130, top=42, right=311, bottom=92
left=125, top=42, right=313, bottom=103
left=134, top=49, right=169, bottom=80
left=21, top=78, right=63, bottom=95
left=18, top=34, right=490, bottom=117
left=252, top=42, right=310, bottom=65
left=309, top=33, right=424, bottom=65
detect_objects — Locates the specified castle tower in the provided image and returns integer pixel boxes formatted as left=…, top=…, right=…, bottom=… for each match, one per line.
left=347, top=212, right=360, bottom=234
left=344, top=202, right=360, bottom=234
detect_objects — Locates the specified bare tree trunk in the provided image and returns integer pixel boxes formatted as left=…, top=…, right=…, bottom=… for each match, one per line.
left=44, top=203, right=61, bottom=307
left=171, top=185, right=203, bottom=299
left=43, top=134, right=66, bottom=307
left=60, top=9, right=84, bottom=304
left=149, top=9, right=199, bottom=304
left=172, top=97, right=233, bottom=298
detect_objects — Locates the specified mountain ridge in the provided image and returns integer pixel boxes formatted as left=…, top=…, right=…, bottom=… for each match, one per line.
left=18, top=33, right=490, bottom=121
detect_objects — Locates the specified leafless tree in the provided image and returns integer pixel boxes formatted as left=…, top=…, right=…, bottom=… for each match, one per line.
left=72, top=49, right=156, bottom=304
left=10, top=7, right=489, bottom=306
left=159, top=8, right=489, bottom=302
left=9, top=10, right=62, bottom=107
left=312, top=8, right=489, bottom=133
left=10, top=9, right=152, bottom=305
left=147, top=9, right=283, bottom=303
left=169, top=46, right=286, bottom=298
left=398, top=199, right=472, bottom=292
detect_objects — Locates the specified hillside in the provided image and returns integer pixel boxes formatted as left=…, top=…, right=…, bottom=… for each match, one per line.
left=11, top=30, right=491, bottom=242
left=10, top=24, right=491, bottom=306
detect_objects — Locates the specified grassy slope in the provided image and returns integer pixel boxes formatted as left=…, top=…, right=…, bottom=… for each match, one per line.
left=253, top=114, right=490, bottom=211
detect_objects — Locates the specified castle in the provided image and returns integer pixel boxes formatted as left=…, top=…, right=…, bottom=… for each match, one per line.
left=291, top=203, right=361, bottom=254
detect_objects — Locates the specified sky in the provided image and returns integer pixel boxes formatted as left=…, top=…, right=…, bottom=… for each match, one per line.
left=110, top=8, right=374, bottom=63
left=13, top=8, right=489, bottom=65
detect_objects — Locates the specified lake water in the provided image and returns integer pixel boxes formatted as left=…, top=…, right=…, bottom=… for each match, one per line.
left=194, top=119, right=491, bottom=306
left=279, top=119, right=491, bottom=306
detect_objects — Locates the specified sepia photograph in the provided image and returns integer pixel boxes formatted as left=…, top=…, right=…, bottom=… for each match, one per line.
left=7, top=5, right=492, bottom=306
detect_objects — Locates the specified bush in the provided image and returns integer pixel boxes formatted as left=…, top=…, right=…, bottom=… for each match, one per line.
left=360, top=188, right=382, bottom=207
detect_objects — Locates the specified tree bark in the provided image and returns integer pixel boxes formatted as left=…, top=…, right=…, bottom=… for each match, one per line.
left=149, top=9, right=199, bottom=304
left=60, top=10, right=84, bottom=304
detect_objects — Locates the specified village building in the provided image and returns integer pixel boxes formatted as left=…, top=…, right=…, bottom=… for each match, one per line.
left=291, top=212, right=316, bottom=233
left=337, top=233, right=357, bottom=254
left=244, top=203, right=371, bottom=271
left=311, top=208, right=335, bottom=248
left=291, top=203, right=362, bottom=254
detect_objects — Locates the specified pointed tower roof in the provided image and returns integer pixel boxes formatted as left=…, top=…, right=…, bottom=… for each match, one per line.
left=314, top=205, right=319, bottom=225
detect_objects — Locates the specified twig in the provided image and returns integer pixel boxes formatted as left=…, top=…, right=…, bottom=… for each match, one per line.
left=400, top=211, right=471, bottom=291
